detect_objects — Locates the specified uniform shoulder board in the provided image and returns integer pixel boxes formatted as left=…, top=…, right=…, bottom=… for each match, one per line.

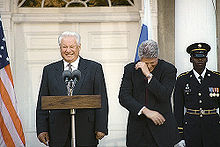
left=177, top=71, right=190, bottom=78
left=211, top=71, right=220, bottom=76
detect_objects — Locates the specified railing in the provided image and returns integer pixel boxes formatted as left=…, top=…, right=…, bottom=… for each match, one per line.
left=18, top=0, right=135, bottom=7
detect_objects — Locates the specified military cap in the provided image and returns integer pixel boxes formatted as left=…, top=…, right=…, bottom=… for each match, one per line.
left=186, top=42, right=210, bottom=58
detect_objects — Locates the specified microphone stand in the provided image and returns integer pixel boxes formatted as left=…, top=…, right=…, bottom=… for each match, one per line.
left=63, top=69, right=81, bottom=147
left=67, top=79, right=76, bottom=147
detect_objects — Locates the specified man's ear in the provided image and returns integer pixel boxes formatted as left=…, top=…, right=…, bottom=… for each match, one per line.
left=78, top=44, right=81, bottom=51
left=190, top=57, right=193, bottom=63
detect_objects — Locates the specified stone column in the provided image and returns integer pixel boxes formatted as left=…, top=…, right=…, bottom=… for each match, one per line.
left=217, top=0, right=220, bottom=70
left=157, top=0, right=175, bottom=64
left=175, top=0, right=217, bottom=75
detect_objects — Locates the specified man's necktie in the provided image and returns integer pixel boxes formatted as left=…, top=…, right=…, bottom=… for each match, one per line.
left=198, top=75, right=203, bottom=84
left=67, top=63, right=72, bottom=72
left=145, top=88, right=148, bottom=106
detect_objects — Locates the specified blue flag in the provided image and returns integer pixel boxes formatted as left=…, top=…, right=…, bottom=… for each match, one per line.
left=135, top=0, right=150, bottom=62
left=134, top=24, right=148, bottom=62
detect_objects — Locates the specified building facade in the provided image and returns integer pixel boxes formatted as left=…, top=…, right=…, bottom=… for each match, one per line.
left=0, top=0, right=218, bottom=146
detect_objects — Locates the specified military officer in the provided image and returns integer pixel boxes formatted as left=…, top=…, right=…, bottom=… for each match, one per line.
left=174, top=42, right=220, bottom=147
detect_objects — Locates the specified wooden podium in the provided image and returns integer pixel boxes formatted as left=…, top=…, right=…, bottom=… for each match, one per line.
left=41, top=95, right=101, bottom=147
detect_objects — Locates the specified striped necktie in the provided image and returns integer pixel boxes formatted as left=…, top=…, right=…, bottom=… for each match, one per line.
left=67, top=63, right=72, bottom=72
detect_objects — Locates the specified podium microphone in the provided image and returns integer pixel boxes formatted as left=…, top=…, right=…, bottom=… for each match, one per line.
left=62, top=70, right=72, bottom=85
left=72, top=70, right=81, bottom=86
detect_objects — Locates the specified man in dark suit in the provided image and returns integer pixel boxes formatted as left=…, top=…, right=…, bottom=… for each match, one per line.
left=174, top=42, right=220, bottom=147
left=36, top=31, right=108, bottom=147
left=119, top=40, right=181, bottom=147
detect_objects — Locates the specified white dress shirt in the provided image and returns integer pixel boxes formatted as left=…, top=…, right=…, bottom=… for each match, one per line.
left=193, top=68, right=206, bottom=84
left=63, top=57, right=80, bottom=71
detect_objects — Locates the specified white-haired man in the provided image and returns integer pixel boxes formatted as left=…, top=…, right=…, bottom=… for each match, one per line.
left=119, top=40, right=181, bottom=147
left=36, top=31, right=108, bottom=147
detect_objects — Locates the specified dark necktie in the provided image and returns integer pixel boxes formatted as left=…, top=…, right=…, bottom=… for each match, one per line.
left=145, top=88, right=148, bottom=106
left=144, top=78, right=149, bottom=106
left=198, top=75, right=203, bottom=84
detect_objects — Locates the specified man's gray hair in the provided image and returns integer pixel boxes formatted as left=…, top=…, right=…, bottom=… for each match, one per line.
left=58, top=31, right=81, bottom=46
left=138, top=40, right=159, bottom=59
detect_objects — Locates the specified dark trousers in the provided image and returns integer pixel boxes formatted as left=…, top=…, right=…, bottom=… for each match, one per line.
left=64, top=137, right=97, bottom=147
left=127, top=122, right=158, bottom=147
left=142, top=123, right=158, bottom=147
left=64, top=130, right=97, bottom=147
left=63, top=130, right=71, bottom=147
left=77, top=145, right=97, bottom=147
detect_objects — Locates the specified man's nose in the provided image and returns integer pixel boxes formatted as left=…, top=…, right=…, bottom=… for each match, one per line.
left=66, top=47, right=72, bottom=52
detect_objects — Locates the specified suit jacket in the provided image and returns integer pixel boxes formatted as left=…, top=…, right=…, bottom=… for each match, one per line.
left=119, top=59, right=180, bottom=147
left=36, top=57, right=108, bottom=147
left=174, top=69, right=220, bottom=147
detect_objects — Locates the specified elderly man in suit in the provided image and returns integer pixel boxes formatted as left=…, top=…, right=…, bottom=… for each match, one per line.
left=174, top=42, right=220, bottom=147
left=119, top=40, right=181, bottom=147
left=36, top=31, right=108, bottom=147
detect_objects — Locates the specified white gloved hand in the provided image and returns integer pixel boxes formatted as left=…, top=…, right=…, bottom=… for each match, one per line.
left=174, top=140, right=186, bottom=147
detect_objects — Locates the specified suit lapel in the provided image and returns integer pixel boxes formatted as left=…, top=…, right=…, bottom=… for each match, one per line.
left=73, top=57, right=87, bottom=95
left=54, top=60, right=67, bottom=95
left=200, top=70, right=212, bottom=89
left=189, top=69, right=212, bottom=89
left=151, top=59, right=161, bottom=79
left=188, top=70, right=201, bottom=89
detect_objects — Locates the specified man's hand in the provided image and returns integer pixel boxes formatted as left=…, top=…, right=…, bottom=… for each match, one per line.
left=38, top=132, right=49, bottom=146
left=135, top=62, right=151, bottom=77
left=95, top=131, right=105, bottom=140
left=142, top=107, right=165, bottom=125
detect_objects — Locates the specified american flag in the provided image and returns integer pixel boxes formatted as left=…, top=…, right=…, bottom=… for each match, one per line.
left=0, top=17, right=26, bottom=146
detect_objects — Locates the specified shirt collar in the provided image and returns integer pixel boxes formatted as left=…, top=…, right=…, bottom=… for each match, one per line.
left=193, top=68, right=206, bottom=79
left=63, top=56, right=80, bottom=70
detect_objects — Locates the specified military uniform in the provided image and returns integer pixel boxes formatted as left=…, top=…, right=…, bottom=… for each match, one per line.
left=174, top=43, right=220, bottom=147
left=174, top=70, right=220, bottom=147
